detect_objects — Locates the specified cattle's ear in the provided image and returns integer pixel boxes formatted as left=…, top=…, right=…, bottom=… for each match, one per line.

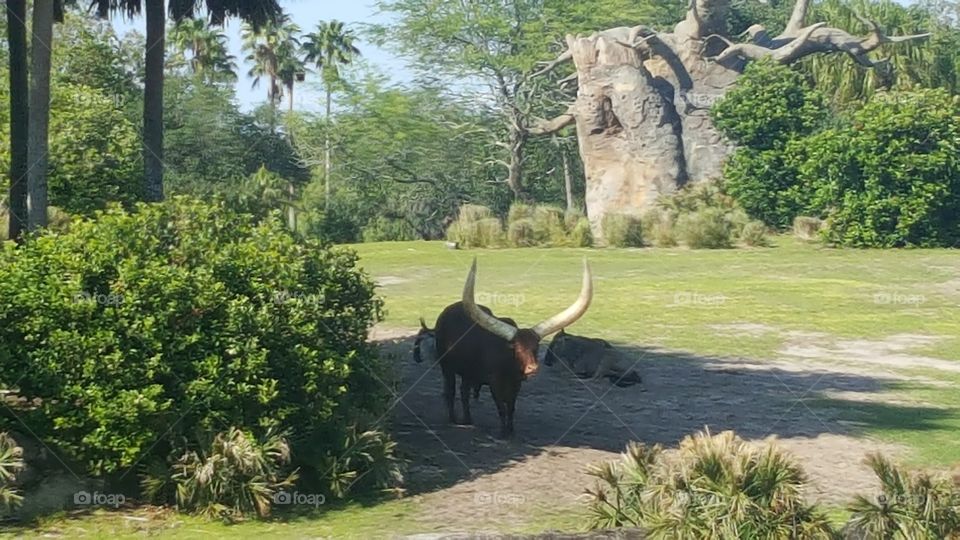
left=557, top=328, right=566, bottom=336
left=419, top=317, right=428, bottom=331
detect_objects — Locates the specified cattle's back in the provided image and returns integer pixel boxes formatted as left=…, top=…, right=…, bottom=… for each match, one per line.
left=434, top=302, right=512, bottom=380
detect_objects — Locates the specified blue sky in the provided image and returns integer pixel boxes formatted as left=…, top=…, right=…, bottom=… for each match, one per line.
left=111, top=0, right=410, bottom=112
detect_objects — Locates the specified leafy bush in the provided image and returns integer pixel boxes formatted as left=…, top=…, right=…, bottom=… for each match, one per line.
left=507, top=218, right=537, bottom=247
left=793, top=216, right=823, bottom=240
left=722, top=144, right=808, bottom=229
left=712, top=60, right=827, bottom=150
left=585, top=429, right=835, bottom=538
left=799, top=90, right=960, bottom=247
left=846, top=453, right=960, bottom=539
left=602, top=214, right=644, bottom=247
left=675, top=207, right=736, bottom=249
left=143, top=427, right=297, bottom=520
left=568, top=218, right=594, bottom=248
left=0, top=199, right=387, bottom=486
left=361, top=216, right=418, bottom=242
left=740, top=220, right=771, bottom=247
left=0, top=433, right=24, bottom=515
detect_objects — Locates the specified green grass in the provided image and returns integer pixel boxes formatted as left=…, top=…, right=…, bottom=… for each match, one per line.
left=353, top=238, right=960, bottom=468
left=8, top=237, right=960, bottom=536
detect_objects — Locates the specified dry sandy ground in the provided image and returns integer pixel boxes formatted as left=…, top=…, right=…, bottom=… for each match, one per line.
left=370, top=326, right=930, bottom=533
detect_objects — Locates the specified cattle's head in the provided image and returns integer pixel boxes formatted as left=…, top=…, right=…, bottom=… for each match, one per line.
left=413, top=317, right=436, bottom=364
left=461, top=258, right=593, bottom=379
left=544, top=329, right=569, bottom=367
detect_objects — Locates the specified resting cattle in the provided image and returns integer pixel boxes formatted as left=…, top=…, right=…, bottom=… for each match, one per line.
left=545, top=329, right=642, bottom=387
left=432, top=258, right=593, bottom=437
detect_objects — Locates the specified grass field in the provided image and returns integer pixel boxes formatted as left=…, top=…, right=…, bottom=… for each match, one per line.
left=6, top=237, right=960, bottom=538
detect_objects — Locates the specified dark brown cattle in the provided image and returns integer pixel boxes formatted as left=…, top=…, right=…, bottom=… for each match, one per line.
left=432, top=258, right=592, bottom=437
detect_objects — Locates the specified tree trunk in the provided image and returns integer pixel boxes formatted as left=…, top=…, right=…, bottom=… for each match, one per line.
left=562, top=148, right=575, bottom=212
left=27, top=0, right=54, bottom=230
left=324, top=87, right=332, bottom=211
left=505, top=112, right=527, bottom=201
left=287, top=182, right=296, bottom=231
left=142, top=0, right=165, bottom=202
left=288, top=83, right=294, bottom=112
left=6, top=0, right=28, bottom=242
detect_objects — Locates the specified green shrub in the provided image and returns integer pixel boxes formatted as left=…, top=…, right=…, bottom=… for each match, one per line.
left=722, top=144, right=809, bottom=229
left=142, top=427, right=297, bottom=520
left=712, top=60, right=827, bottom=150
left=846, top=453, right=960, bottom=539
left=361, top=216, right=417, bottom=242
left=568, top=218, right=594, bottom=248
left=532, top=206, right=567, bottom=245
left=507, top=218, right=537, bottom=247
left=676, top=207, right=735, bottom=248
left=799, top=90, right=960, bottom=247
left=793, top=216, right=823, bottom=240
left=585, top=429, right=835, bottom=538
left=739, top=220, right=770, bottom=247
left=602, top=214, right=644, bottom=247
left=641, top=208, right=678, bottom=247
left=0, top=433, right=24, bottom=515
left=507, top=202, right=534, bottom=224
left=0, top=199, right=387, bottom=486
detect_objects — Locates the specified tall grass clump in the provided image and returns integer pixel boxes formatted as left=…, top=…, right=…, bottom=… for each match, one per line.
left=602, top=213, right=644, bottom=247
left=446, top=204, right=502, bottom=248
left=532, top=205, right=567, bottom=245
left=507, top=202, right=534, bottom=224
left=568, top=218, right=593, bottom=247
left=793, top=216, right=823, bottom=240
left=507, top=218, right=537, bottom=247
left=739, top=220, right=770, bottom=247
left=675, top=207, right=736, bottom=248
left=641, top=208, right=678, bottom=247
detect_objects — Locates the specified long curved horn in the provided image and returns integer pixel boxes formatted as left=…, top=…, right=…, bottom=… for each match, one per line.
left=531, top=259, right=593, bottom=338
left=462, top=258, right=518, bottom=341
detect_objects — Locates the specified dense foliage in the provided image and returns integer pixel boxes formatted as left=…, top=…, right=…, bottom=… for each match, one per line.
left=0, top=199, right=388, bottom=482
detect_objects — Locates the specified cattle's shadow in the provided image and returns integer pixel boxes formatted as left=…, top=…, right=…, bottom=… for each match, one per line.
left=373, top=333, right=953, bottom=496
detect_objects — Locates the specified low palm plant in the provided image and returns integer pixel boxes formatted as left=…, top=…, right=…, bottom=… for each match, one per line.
left=0, top=433, right=24, bottom=514
left=322, top=427, right=404, bottom=499
left=846, top=453, right=960, bottom=539
left=142, top=427, right=297, bottom=520
left=586, top=429, right=836, bottom=539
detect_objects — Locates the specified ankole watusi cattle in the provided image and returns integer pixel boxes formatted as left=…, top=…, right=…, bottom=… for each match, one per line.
left=429, top=257, right=593, bottom=437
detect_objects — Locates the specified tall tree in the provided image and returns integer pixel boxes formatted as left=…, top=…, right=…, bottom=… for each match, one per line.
left=168, top=18, right=238, bottom=82
left=27, top=0, right=57, bottom=229
left=241, top=15, right=301, bottom=112
left=5, top=0, right=28, bottom=241
left=90, top=0, right=282, bottom=202
left=302, top=20, right=361, bottom=210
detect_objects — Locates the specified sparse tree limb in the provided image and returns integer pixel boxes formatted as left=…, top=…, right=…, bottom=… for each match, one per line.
left=528, top=105, right=576, bottom=136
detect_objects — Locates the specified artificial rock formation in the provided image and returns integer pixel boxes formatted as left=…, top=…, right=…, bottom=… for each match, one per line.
left=531, top=0, right=929, bottom=238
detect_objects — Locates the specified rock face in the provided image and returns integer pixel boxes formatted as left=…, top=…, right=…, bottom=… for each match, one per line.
left=534, top=0, right=928, bottom=239
left=568, top=34, right=688, bottom=237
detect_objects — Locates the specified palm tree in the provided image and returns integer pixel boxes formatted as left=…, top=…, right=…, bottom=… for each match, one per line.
left=27, top=0, right=56, bottom=230
left=5, top=0, right=28, bottom=241
left=241, top=15, right=301, bottom=112
left=302, top=21, right=361, bottom=210
left=168, top=18, right=238, bottom=82
left=89, top=0, right=282, bottom=202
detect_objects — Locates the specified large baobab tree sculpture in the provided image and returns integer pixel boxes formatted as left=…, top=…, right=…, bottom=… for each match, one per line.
left=530, top=0, right=929, bottom=237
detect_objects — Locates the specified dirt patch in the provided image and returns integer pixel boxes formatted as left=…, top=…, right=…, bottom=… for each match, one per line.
left=373, top=326, right=912, bottom=532
left=709, top=323, right=778, bottom=337
left=377, top=275, right=410, bottom=287
left=780, top=332, right=960, bottom=373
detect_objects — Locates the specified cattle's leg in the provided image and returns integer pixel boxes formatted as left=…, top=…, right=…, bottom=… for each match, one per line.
left=459, top=378, right=473, bottom=425
left=489, top=383, right=509, bottom=438
left=442, top=367, right=457, bottom=423
left=504, top=381, right=521, bottom=437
